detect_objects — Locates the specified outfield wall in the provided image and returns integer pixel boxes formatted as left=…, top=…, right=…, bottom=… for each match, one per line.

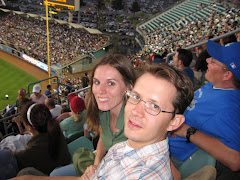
left=0, top=43, right=59, bottom=76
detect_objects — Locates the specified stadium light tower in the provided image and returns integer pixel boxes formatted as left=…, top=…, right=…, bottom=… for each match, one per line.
left=45, top=0, right=51, bottom=84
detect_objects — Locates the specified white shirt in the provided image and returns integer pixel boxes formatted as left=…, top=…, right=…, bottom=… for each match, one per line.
left=30, top=94, right=48, bottom=104
left=50, top=105, right=62, bottom=117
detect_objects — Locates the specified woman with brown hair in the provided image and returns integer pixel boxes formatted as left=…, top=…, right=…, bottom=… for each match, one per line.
left=86, top=54, right=136, bottom=167
left=48, top=54, right=136, bottom=177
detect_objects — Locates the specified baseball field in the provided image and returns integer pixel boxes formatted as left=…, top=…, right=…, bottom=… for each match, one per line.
left=0, top=51, right=49, bottom=112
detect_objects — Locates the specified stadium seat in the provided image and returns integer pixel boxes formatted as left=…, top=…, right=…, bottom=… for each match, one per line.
left=67, top=136, right=94, bottom=157
left=178, top=148, right=216, bottom=179
left=66, top=130, right=85, bottom=144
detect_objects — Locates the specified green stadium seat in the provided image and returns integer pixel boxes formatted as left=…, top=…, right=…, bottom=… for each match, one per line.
left=68, top=136, right=94, bottom=157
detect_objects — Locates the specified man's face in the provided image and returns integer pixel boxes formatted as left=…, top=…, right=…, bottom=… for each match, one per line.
left=18, top=90, right=26, bottom=101
left=124, top=73, right=177, bottom=149
left=34, top=92, right=41, bottom=97
left=173, top=52, right=179, bottom=68
left=205, top=57, right=227, bottom=86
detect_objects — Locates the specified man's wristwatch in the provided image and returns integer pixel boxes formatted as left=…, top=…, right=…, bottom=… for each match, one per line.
left=186, top=127, right=197, bottom=143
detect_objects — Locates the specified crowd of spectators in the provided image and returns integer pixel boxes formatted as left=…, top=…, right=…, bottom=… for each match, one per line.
left=0, top=14, right=110, bottom=66
left=138, top=2, right=240, bottom=58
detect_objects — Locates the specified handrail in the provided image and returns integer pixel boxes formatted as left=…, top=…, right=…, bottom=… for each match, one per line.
left=27, top=76, right=60, bottom=101
left=67, top=86, right=90, bottom=107
left=0, top=79, right=90, bottom=137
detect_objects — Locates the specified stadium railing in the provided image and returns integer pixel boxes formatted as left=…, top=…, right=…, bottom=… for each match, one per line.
left=165, top=28, right=240, bottom=63
left=0, top=76, right=90, bottom=137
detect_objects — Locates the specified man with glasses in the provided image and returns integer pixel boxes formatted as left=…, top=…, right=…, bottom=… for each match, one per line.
left=81, top=64, right=194, bottom=179
left=169, top=40, right=240, bottom=176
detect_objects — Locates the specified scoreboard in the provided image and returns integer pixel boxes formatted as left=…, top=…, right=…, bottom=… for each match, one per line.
left=43, top=0, right=80, bottom=11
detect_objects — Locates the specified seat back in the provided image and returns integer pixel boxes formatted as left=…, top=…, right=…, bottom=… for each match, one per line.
left=67, top=136, right=94, bottom=157
left=66, top=130, right=84, bottom=144
left=179, top=148, right=216, bottom=179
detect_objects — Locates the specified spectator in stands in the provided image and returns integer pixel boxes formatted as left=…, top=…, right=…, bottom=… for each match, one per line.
left=55, top=93, right=78, bottom=124
left=48, top=54, right=136, bottom=177
left=64, top=80, right=73, bottom=96
left=236, top=31, right=240, bottom=42
left=29, top=84, right=48, bottom=104
left=195, top=46, right=204, bottom=59
left=173, top=48, right=194, bottom=84
left=12, top=89, right=31, bottom=134
left=3, top=104, right=15, bottom=116
left=60, top=96, right=86, bottom=138
left=15, top=89, right=31, bottom=114
left=193, top=44, right=211, bottom=84
left=169, top=40, right=240, bottom=176
left=220, top=34, right=237, bottom=45
left=152, top=53, right=164, bottom=64
left=0, top=103, right=71, bottom=179
left=45, top=85, right=52, bottom=96
left=81, top=73, right=89, bottom=88
left=44, top=98, right=62, bottom=118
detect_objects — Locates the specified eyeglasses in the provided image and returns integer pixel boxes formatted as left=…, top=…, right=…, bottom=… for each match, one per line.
left=126, top=91, right=175, bottom=116
left=209, top=58, right=228, bottom=71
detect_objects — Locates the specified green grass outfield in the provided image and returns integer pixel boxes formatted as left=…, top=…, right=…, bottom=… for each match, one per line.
left=0, top=58, right=37, bottom=111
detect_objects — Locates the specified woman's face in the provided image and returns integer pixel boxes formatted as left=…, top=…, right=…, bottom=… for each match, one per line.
left=92, top=64, right=129, bottom=115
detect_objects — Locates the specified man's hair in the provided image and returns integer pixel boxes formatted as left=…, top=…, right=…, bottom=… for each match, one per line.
left=46, top=98, right=55, bottom=108
left=19, top=88, right=26, bottom=92
left=138, top=64, right=194, bottom=116
left=154, top=54, right=162, bottom=59
left=221, top=34, right=237, bottom=45
left=232, top=74, right=240, bottom=89
left=176, top=48, right=193, bottom=67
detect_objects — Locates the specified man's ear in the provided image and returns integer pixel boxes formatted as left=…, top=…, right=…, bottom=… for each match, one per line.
left=167, top=114, right=185, bottom=131
left=178, top=59, right=183, bottom=66
left=127, top=84, right=133, bottom=91
left=223, top=70, right=233, bottom=81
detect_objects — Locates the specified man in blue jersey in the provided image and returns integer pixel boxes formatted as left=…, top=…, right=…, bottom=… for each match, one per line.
left=169, top=40, right=240, bottom=176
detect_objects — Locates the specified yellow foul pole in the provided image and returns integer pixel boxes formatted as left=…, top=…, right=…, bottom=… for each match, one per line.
left=45, top=0, right=51, bottom=84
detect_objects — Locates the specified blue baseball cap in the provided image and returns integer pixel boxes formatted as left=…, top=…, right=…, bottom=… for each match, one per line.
left=207, top=40, right=240, bottom=80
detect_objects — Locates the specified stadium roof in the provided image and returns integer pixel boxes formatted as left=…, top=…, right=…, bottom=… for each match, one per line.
left=0, top=9, right=104, bottom=35
left=85, top=28, right=103, bottom=35
left=68, top=23, right=84, bottom=29
left=54, top=19, right=68, bottom=24
left=13, top=10, right=25, bottom=15
left=27, top=13, right=40, bottom=18
left=40, top=16, right=54, bottom=21
left=0, top=8, right=10, bottom=12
